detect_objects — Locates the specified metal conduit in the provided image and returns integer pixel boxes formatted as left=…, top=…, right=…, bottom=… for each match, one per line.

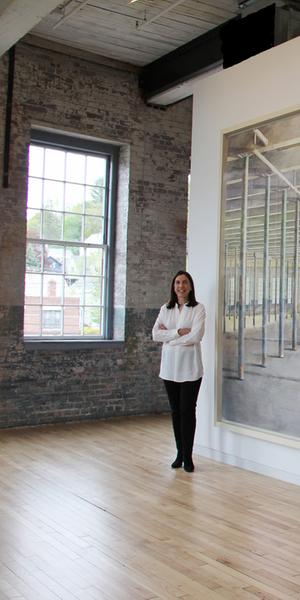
left=279, top=190, right=287, bottom=358
left=3, top=45, right=15, bottom=189
left=238, top=155, right=249, bottom=380
left=262, top=174, right=270, bottom=366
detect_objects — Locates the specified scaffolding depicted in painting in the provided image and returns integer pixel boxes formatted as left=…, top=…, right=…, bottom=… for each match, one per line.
left=221, top=111, right=300, bottom=437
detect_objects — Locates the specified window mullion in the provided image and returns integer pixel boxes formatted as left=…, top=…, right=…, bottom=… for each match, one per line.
left=103, top=157, right=110, bottom=246
left=27, top=236, right=107, bottom=251
left=83, top=247, right=87, bottom=337
left=61, top=246, right=66, bottom=337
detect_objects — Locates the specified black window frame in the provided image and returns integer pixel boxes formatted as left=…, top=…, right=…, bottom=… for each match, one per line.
left=24, top=128, right=119, bottom=342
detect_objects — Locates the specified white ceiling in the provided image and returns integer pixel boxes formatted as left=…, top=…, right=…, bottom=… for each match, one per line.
left=29, top=0, right=240, bottom=67
left=0, top=0, right=62, bottom=56
left=0, top=0, right=288, bottom=105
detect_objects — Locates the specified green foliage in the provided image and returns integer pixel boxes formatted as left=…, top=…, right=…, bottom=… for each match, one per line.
left=26, top=243, right=41, bottom=272
left=83, top=326, right=100, bottom=335
left=44, top=211, right=62, bottom=239
left=27, top=213, right=40, bottom=238
left=27, top=178, right=104, bottom=243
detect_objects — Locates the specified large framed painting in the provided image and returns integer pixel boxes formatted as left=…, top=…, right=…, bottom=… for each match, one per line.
left=219, top=109, right=300, bottom=439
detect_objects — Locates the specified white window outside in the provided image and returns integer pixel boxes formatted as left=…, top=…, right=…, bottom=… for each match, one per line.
left=24, top=131, right=118, bottom=339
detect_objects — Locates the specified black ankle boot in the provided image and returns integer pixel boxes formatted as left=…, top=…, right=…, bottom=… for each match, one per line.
left=184, top=459, right=194, bottom=473
left=171, top=453, right=183, bottom=469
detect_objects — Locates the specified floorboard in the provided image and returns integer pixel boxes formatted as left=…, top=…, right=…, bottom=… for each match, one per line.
left=0, top=415, right=299, bottom=599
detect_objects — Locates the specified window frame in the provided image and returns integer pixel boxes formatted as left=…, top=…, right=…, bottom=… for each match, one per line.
left=24, top=129, right=119, bottom=342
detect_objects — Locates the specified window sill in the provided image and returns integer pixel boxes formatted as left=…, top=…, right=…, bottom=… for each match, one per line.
left=24, top=339, right=125, bottom=351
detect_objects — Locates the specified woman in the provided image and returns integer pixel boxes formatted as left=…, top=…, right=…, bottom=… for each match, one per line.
left=152, top=270, right=205, bottom=472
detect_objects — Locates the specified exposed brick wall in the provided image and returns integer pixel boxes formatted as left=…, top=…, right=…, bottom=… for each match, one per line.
left=0, top=41, right=192, bottom=428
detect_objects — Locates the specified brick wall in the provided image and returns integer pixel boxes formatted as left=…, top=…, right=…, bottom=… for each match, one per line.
left=0, top=41, right=192, bottom=428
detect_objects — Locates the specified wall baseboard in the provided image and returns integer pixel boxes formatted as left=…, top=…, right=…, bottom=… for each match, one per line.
left=194, top=443, right=300, bottom=487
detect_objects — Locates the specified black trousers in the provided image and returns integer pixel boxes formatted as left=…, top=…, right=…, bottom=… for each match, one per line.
left=163, top=378, right=202, bottom=462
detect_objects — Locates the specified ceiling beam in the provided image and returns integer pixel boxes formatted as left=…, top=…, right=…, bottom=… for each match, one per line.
left=136, top=0, right=186, bottom=30
left=0, top=0, right=63, bottom=57
left=139, top=3, right=298, bottom=103
left=139, top=18, right=232, bottom=101
left=52, top=0, right=90, bottom=30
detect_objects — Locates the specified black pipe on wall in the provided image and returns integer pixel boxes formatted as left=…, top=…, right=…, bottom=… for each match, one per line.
left=3, top=45, right=15, bottom=189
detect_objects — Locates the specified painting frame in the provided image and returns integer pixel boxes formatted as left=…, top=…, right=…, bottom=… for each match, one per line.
left=216, top=107, right=300, bottom=444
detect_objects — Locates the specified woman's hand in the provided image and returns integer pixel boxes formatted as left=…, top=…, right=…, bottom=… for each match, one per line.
left=158, top=324, right=167, bottom=330
left=178, top=328, right=191, bottom=336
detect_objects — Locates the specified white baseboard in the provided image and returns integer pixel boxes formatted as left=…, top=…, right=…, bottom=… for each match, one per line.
left=194, top=443, right=300, bottom=487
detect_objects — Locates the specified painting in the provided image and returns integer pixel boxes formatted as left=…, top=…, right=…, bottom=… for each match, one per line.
left=219, top=109, right=300, bottom=439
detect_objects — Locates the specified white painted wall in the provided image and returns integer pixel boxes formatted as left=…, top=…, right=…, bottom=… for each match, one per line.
left=189, top=35, right=300, bottom=485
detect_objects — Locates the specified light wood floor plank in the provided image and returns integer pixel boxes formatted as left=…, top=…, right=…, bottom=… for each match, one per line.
left=0, top=415, right=300, bottom=599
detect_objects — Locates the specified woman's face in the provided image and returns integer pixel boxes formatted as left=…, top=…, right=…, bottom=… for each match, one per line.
left=174, top=274, right=192, bottom=303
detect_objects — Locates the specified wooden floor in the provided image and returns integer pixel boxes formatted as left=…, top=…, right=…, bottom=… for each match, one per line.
left=0, top=415, right=300, bottom=600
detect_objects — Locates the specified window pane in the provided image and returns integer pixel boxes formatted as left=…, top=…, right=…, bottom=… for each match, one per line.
left=28, top=146, right=44, bottom=178
left=25, top=273, right=41, bottom=304
left=24, top=304, right=41, bottom=336
left=86, top=155, right=106, bottom=186
left=26, top=242, right=42, bottom=272
left=43, top=275, right=63, bottom=305
left=65, top=183, right=84, bottom=213
left=85, top=185, right=105, bottom=216
left=66, top=152, right=85, bottom=183
left=85, top=277, right=101, bottom=306
left=25, top=139, right=114, bottom=339
left=65, top=246, right=84, bottom=275
left=27, top=178, right=42, bottom=209
left=43, top=211, right=63, bottom=240
left=64, top=277, right=84, bottom=305
left=100, top=277, right=105, bottom=306
left=42, top=307, right=62, bottom=336
left=63, top=305, right=82, bottom=336
left=83, top=306, right=101, bottom=336
left=27, top=209, right=41, bottom=239
left=44, top=148, right=65, bottom=181
left=43, top=180, right=64, bottom=211
left=64, top=213, right=82, bottom=242
left=42, top=308, right=62, bottom=328
left=84, top=216, right=103, bottom=244
left=44, top=245, right=64, bottom=273
left=86, top=247, right=103, bottom=276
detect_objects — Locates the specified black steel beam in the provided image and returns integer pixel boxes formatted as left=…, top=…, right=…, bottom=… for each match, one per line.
left=222, top=4, right=275, bottom=69
left=139, top=3, right=294, bottom=102
left=138, top=19, right=236, bottom=99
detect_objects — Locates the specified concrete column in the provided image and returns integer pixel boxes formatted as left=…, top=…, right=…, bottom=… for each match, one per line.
left=262, top=175, right=270, bottom=366
left=279, top=190, right=287, bottom=358
left=238, top=155, right=249, bottom=380
left=292, top=199, right=299, bottom=349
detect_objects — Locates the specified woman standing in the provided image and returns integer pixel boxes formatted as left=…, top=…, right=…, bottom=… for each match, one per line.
left=152, top=270, right=206, bottom=472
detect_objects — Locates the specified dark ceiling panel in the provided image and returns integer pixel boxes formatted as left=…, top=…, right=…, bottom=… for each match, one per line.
left=139, top=3, right=297, bottom=101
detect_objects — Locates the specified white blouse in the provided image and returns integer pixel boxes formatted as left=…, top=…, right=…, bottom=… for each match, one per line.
left=152, top=302, right=206, bottom=382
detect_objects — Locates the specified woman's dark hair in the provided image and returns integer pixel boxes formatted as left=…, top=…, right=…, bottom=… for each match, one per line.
left=166, top=270, right=198, bottom=309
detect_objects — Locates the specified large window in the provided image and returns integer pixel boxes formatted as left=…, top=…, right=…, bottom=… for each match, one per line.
left=24, top=130, right=118, bottom=340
